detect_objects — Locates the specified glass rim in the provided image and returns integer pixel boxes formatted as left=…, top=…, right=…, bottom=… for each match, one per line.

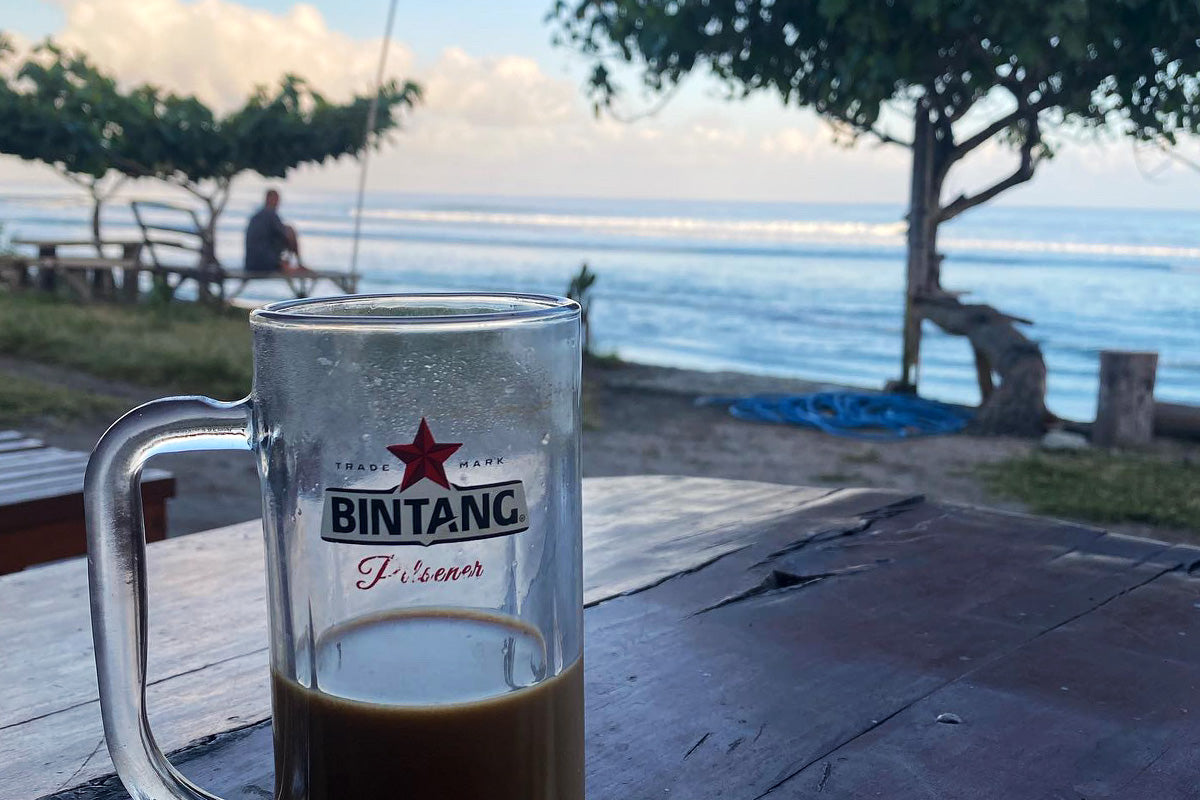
left=250, top=292, right=580, bottom=327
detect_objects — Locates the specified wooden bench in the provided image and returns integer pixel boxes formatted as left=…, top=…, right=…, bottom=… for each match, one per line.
left=0, top=432, right=174, bottom=574
left=131, top=201, right=358, bottom=302
left=6, top=239, right=147, bottom=302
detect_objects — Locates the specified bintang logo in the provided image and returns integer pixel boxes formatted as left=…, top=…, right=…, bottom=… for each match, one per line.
left=320, top=418, right=528, bottom=546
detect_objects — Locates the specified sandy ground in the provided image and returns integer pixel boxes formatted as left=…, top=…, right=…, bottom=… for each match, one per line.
left=7, top=356, right=1192, bottom=541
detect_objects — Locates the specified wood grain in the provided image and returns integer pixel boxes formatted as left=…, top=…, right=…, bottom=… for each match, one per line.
left=2, top=476, right=835, bottom=799
left=1094, top=350, right=1159, bottom=448
left=0, top=443, right=173, bottom=573
left=8, top=477, right=1200, bottom=800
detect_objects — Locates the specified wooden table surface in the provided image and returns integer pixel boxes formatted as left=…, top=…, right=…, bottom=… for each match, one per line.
left=2, top=476, right=1199, bottom=799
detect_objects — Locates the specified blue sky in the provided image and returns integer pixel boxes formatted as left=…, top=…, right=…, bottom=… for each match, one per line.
left=9, top=1, right=558, bottom=64
left=4, top=0, right=1200, bottom=209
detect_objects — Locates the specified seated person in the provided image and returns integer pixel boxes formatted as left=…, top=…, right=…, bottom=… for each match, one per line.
left=244, top=189, right=311, bottom=275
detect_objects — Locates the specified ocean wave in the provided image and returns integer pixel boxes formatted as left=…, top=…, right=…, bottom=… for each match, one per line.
left=942, top=236, right=1200, bottom=261
left=357, top=208, right=909, bottom=241
left=357, top=207, right=1200, bottom=263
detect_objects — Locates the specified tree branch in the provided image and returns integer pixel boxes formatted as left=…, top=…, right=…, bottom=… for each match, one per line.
left=868, top=124, right=913, bottom=148
left=214, top=178, right=232, bottom=217
left=937, top=114, right=1040, bottom=224
left=177, top=180, right=208, bottom=201
left=826, top=111, right=912, bottom=148
left=56, top=167, right=88, bottom=189
left=607, top=79, right=683, bottom=123
left=945, top=108, right=1022, bottom=165
left=1155, top=143, right=1200, bottom=174
left=942, top=69, right=1056, bottom=171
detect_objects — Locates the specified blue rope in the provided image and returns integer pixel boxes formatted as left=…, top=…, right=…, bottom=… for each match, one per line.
left=700, top=391, right=972, bottom=440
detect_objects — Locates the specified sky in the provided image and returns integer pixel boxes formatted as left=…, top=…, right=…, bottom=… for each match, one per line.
left=3, top=0, right=1200, bottom=209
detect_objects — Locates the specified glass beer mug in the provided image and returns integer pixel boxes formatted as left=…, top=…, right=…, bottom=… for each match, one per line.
left=85, top=294, right=584, bottom=800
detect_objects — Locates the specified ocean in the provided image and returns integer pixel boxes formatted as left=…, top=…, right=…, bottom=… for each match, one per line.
left=2, top=185, right=1198, bottom=422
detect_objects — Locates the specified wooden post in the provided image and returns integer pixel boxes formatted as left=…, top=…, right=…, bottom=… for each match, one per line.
left=120, top=243, right=142, bottom=303
left=1094, top=351, right=1158, bottom=447
left=36, top=244, right=57, bottom=292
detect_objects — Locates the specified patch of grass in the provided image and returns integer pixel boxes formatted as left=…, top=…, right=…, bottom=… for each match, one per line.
left=0, top=370, right=127, bottom=425
left=979, top=451, right=1200, bottom=532
left=584, top=350, right=624, bottom=369
left=0, top=292, right=252, bottom=398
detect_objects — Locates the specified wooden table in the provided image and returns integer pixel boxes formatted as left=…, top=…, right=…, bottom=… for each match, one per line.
left=2, top=476, right=1198, bottom=799
left=0, top=432, right=174, bottom=574
left=7, top=239, right=145, bottom=302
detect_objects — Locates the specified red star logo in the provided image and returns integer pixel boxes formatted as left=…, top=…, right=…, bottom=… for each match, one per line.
left=386, top=418, right=462, bottom=491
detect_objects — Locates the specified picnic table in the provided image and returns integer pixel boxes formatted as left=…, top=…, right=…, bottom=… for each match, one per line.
left=0, top=431, right=174, bottom=574
left=2, top=239, right=146, bottom=302
left=2, top=204, right=359, bottom=305
left=2, top=475, right=1198, bottom=799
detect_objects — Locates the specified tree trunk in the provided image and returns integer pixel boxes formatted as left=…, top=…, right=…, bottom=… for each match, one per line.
left=919, top=297, right=1048, bottom=436
left=1093, top=351, right=1158, bottom=448
left=896, top=103, right=1049, bottom=437
left=900, top=105, right=938, bottom=390
left=195, top=186, right=230, bottom=305
left=201, top=198, right=219, bottom=266
left=89, top=189, right=103, bottom=250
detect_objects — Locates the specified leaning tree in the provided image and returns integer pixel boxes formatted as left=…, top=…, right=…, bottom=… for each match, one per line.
left=550, top=0, right=1200, bottom=434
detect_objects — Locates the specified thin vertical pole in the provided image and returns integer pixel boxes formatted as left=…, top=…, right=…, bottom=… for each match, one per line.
left=349, top=0, right=400, bottom=282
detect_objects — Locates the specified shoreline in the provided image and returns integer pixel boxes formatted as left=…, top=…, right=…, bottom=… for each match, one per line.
left=1, top=350, right=1196, bottom=544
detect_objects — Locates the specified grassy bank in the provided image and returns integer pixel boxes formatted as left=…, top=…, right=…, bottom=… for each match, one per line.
left=0, top=370, right=127, bottom=425
left=980, top=450, right=1200, bottom=533
left=0, top=292, right=252, bottom=399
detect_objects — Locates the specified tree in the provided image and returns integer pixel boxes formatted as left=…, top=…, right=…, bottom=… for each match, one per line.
left=161, top=75, right=421, bottom=262
left=550, top=1, right=1200, bottom=434
left=566, top=262, right=598, bottom=354
left=0, top=38, right=152, bottom=245
left=0, top=35, right=421, bottom=262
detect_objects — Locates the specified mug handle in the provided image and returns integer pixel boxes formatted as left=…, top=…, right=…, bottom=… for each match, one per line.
left=85, top=396, right=254, bottom=800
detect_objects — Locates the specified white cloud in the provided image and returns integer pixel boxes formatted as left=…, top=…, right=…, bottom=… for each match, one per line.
left=0, top=0, right=915, bottom=202
left=420, top=48, right=574, bottom=128
left=55, top=0, right=412, bottom=110
left=0, top=0, right=914, bottom=202
left=761, top=128, right=817, bottom=156
left=7, top=0, right=1194, bottom=206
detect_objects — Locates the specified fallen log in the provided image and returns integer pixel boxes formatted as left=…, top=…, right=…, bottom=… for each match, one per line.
left=1154, top=401, right=1200, bottom=441
left=917, top=295, right=1048, bottom=437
